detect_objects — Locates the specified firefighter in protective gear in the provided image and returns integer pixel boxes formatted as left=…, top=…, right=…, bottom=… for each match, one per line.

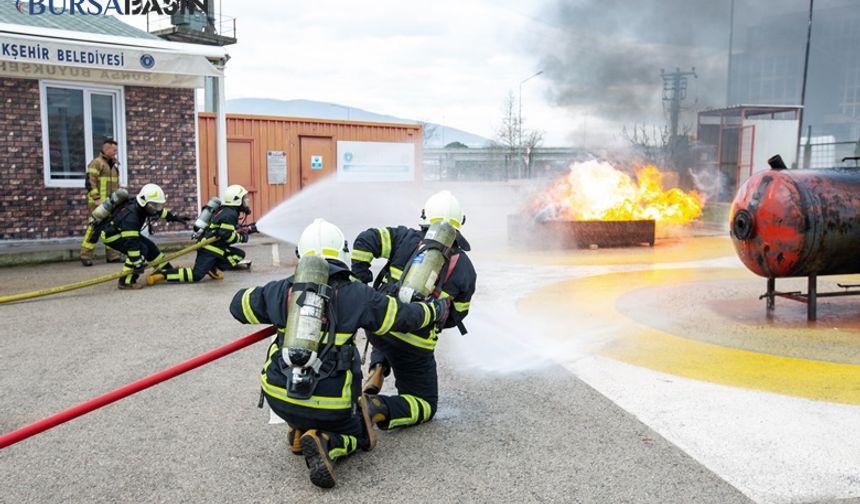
left=147, top=184, right=254, bottom=286
left=351, top=190, right=476, bottom=430
left=229, top=218, right=448, bottom=489
left=80, top=139, right=122, bottom=266
left=101, top=183, right=190, bottom=289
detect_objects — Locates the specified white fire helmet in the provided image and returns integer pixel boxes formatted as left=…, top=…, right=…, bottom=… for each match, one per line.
left=136, top=183, right=166, bottom=212
left=222, top=184, right=248, bottom=207
left=420, top=190, right=465, bottom=229
left=296, top=218, right=349, bottom=265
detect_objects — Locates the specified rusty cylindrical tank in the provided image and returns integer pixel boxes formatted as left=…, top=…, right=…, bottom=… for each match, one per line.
left=730, top=166, right=860, bottom=277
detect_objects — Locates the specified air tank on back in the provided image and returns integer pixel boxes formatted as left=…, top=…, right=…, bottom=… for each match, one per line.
left=730, top=155, right=860, bottom=278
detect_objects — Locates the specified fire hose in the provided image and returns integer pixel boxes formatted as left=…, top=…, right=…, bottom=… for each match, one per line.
left=0, top=237, right=219, bottom=304
left=0, top=325, right=276, bottom=449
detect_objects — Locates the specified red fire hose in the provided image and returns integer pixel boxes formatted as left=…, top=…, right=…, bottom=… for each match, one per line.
left=0, top=325, right=276, bottom=450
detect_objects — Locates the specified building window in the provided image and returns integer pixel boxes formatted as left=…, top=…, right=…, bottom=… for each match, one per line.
left=841, top=65, right=860, bottom=118
left=39, top=81, right=126, bottom=188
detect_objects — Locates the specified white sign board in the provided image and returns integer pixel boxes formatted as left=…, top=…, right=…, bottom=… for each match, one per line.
left=267, top=151, right=287, bottom=184
left=0, top=33, right=221, bottom=88
left=310, top=155, right=323, bottom=170
left=337, top=141, right=415, bottom=182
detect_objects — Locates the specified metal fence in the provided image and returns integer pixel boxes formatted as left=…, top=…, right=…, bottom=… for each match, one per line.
left=422, top=147, right=592, bottom=181
left=800, top=140, right=860, bottom=168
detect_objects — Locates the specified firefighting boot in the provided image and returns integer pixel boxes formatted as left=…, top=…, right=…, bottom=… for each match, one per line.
left=287, top=426, right=304, bottom=455
left=117, top=281, right=144, bottom=290
left=300, top=430, right=337, bottom=489
left=362, top=364, right=387, bottom=395
left=357, top=395, right=377, bottom=451
left=146, top=273, right=165, bottom=286
left=207, top=269, right=224, bottom=280
left=363, top=394, right=389, bottom=427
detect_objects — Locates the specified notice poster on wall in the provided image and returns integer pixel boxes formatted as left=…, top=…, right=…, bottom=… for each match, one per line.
left=267, top=151, right=287, bottom=184
left=336, top=141, right=415, bottom=182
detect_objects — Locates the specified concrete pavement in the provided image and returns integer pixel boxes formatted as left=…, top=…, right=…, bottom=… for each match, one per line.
left=0, top=240, right=753, bottom=503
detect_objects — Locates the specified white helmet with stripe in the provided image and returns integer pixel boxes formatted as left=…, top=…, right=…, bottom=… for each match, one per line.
left=296, top=218, right=349, bottom=265
left=421, top=190, right=465, bottom=229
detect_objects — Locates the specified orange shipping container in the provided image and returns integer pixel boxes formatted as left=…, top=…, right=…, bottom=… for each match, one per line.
left=198, top=112, right=423, bottom=217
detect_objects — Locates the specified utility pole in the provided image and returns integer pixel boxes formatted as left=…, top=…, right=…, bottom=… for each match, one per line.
left=795, top=0, right=814, bottom=168
left=726, top=0, right=735, bottom=106
left=661, top=67, right=697, bottom=139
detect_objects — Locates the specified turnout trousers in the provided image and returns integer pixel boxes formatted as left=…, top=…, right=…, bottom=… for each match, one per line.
left=367, top=335, right=438, bottom=430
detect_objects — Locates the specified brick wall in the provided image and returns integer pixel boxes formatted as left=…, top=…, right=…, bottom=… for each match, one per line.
left=125, top=86, right=197, bottom=234
left=0, top=79, right=197, bottom=240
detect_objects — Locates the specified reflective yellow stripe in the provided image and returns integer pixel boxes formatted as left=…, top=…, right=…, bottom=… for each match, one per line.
left=415, top=395, right=432, bottom=422
left=242, top=288, right=261, bottom=324
left=377, top=228, right=391, bottom=259
left=87, top=168, right=100, bottom=175
left=320, top=332, right=354, bottom=346
left=351, top=249, right=373, bottom=262
left=263, top=338, right=280, bottom=371
left=389, top=395, right=419, bottom=428
left=321, top=248, right=340, bottom=259
left=261, top=369, right=353, bottom=410
left=390, top=266, right=403, bottom=281
left=454, top=301, right=470, bottom=312
left=389, top=330, right=437, bottom=351
left=203, top=245, right=225, bottom=256
left=439, top=290, right=451, bottom=299
left=374, top=296, right=398, bottom=335
left=329, top=435, right=350, bottom=460
left=421, top=303, right=432, bottom=328
left=160, top=208, right=169, bottom=219
left=428, top=216, right=461, bottom=228
left=218, top=223, right=236, bottom=230
left=127, top=250, right=141, bottom=258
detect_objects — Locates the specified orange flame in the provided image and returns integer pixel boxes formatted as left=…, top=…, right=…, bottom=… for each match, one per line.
left=531, top=160, right=703, bottom=224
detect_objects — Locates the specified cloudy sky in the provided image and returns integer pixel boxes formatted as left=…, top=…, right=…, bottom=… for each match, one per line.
left=119, top=0, right=836, bottom=147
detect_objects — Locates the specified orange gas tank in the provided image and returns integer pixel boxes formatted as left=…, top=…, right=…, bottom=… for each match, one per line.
left=730, top=166, right=860, bottom=277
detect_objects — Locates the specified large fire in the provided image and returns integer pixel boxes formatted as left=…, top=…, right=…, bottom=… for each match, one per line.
left=530, top=160, right=704, bottom=224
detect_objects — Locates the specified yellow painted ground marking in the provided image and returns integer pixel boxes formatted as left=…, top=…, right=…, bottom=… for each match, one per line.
left=519, top=268, right=860, bottom=405
left=478, top=236, right=734, bottom=266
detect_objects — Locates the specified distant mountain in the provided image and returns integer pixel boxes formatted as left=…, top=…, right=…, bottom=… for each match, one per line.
left=226, top=98, right=492, bottom=148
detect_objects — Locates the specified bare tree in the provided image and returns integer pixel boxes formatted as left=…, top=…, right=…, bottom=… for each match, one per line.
left=496, top=91, right=545, bottom=178
left=418, top=120, right=438, bottom=145
left=496, top=92, right=520, bottom=151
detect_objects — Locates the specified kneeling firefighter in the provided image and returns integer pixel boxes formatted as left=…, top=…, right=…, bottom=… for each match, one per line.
left=99, top=183, right=190, bottom=289
left=148, top=184, right=256, bottom=285
left=350, top=190, right=477, bottom=431
left=229, top=218, right=449, bottom=489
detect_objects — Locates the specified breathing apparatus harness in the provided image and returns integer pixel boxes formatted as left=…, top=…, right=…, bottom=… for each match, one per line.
left=274, top=258, right=355, bottom=402
left=85, top=188, right=129, bottom=244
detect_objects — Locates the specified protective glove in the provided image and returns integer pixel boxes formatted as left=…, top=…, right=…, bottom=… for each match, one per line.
left=238, top=230, right=250, bottom=243
left=167, top=214, right=191, bottom=223
left=428, top=296, right=451, bottom=330
left=247, top=224, right=259, bottom=234
left=353, top=267, right=373, bottom=284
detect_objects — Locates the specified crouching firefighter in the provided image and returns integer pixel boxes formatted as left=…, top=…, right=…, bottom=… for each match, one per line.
left=350, top=190, right=476, bottom=431
left=100, top=183, right=190, bottom=289
left=229, top=218, right=449, bottom=489
left=148, top=184, right=256, bottom=286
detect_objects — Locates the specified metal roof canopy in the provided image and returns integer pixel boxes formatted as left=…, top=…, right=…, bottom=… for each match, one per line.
left=699, top=105, right=802, bottom=119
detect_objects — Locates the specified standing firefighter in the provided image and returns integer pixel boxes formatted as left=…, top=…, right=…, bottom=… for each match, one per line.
left=350, top=190, right=476, bottom=431
left=101, top=183, right=190, bottom=289
left=80, top=139, right=122, bottom=266
left=229, top=218, right=449, bottom=489
left=148, top=184, right=255, bottom=285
